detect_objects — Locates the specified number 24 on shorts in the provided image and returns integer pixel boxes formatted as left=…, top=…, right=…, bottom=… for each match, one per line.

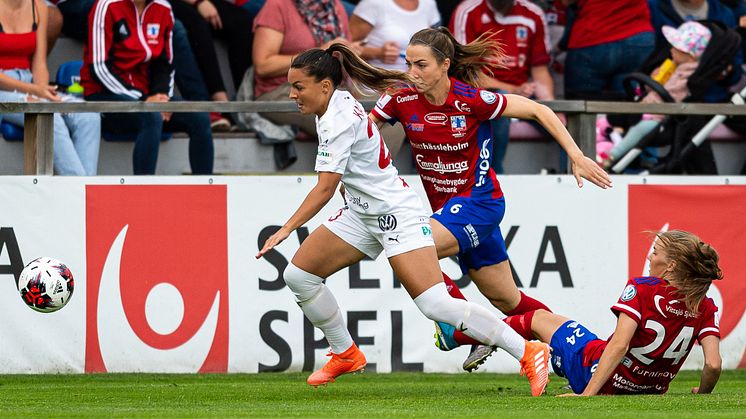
left=566, top=323, right=585, bottom=345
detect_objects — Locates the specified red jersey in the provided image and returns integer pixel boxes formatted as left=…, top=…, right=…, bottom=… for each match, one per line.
left=82, top=0, right=174, bottom=99
left=584, top=277, right=720, bottom=395
left=371, top=79, right=507, bottom=211
left=567, top=0, right=653, bottom=49
left=450, top=0, right=550, bottom=86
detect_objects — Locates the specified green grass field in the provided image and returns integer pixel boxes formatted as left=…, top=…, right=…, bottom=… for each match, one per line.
left=1, top=370, right=744, bottom=417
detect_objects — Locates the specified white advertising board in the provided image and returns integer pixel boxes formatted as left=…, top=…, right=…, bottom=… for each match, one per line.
left=0, top=175, right=743, bottom=374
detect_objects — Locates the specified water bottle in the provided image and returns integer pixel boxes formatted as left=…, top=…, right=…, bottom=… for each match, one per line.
left=652, top=59, right=677, bottom=85
left=67, top=75, right=84, bottom=96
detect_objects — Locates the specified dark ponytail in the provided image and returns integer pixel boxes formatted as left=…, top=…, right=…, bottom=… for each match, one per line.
left=291, top=43, right=413, bottom=94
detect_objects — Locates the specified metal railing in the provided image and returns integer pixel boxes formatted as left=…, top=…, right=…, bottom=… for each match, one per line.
left=3, top=100, right=746, bottom=175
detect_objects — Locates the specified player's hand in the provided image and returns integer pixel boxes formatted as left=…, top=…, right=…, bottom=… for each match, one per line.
left=557, top=392, right=583, bottom=397
left=571, top=155, right=613, bottom=189
left=256, top=227, right=291, bottom=259
left=691, top=387, right=700, bottom=394
left=197, top=0, right=222, bottom=29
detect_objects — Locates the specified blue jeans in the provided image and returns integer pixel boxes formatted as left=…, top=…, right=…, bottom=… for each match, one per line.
left=86, top=92, right=214, bottom=175
left=565, top=31, right=655, bottom=98
left=0, top=69, right=100, bottom=175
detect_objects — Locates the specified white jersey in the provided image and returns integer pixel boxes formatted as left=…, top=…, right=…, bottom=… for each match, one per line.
left=315, top=90, right=424, bottom=216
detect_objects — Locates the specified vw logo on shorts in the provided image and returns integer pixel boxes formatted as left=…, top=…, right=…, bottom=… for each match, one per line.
left=378, top=214, right=397, bottom=231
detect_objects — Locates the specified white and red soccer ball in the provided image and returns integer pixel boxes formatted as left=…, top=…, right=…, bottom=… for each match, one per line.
left=17, top=257, right=74, bottom=313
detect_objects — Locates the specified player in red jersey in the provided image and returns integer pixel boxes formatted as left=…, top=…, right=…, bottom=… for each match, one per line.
left=369, top=27, right=612, bottom=370
left=256, top=44, right=550, bottom=395
left=504, top=230, right=723, bottom=395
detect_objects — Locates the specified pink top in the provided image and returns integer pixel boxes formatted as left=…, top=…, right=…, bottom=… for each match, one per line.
left=252, top=0, right=349, bottom=98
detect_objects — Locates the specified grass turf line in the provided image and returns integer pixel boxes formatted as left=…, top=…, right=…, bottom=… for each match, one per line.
left=0, top=370, right=744, bottom=417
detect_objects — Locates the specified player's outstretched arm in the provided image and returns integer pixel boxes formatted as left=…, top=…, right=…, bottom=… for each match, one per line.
left=693, top=336, right=722, bottom=394
left=256, top=172, right=343, bottom=259
left=563, top=313, right=637, bottom=397
left=501, top=94, right=612, bottom=190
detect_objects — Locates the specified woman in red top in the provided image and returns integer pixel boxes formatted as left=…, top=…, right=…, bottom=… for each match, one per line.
left=370, top=27, right=611, bottom=370
left=562, top=0, right=655, bottom=99
left=0, top=0, right=100, bottom=175
left=504, top=230, right=722, bottom=396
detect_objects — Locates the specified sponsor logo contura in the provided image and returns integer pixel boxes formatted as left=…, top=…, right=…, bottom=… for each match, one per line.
left=396, top=94, right=418, bottom=103
left=415, top=155, right=469, bottom=174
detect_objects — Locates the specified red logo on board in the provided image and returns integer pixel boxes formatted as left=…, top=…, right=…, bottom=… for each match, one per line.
left=85, top=185, right=228, bottom=372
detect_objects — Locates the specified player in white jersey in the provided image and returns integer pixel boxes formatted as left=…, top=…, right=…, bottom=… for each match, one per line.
left=256, top=44, right=551, bottom=396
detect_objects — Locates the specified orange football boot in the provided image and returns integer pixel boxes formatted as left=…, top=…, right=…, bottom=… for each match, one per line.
left=520, top=341, right=550, bottom=396
left=307, top=343, right=367, bottom=387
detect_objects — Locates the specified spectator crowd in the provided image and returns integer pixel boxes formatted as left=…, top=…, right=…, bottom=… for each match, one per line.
left=1, top=0, right=745, bottom=175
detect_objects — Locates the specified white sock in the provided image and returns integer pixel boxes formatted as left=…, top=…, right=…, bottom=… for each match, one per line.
left=413, top=283, right=525, bottom=360
left=284, top=263, right=354, bottom=354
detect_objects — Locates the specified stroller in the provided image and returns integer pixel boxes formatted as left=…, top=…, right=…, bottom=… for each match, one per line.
left=608, top=21, right=742, bottom=174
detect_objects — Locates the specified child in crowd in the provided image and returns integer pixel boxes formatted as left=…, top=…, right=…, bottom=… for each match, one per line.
left=597, top=21, right=711, bottom=169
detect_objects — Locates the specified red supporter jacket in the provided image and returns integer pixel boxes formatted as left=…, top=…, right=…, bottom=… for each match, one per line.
left=81, top=0, right=174, bottom=99
left=449, top=0, right=551, bottom=86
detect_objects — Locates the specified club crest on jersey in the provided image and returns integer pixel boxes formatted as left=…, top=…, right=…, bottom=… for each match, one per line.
left=146, top=24, right=160, bottom=44
left=621, top=284, right=637, bottom=302
left=378, top=214, right=397, bottom=232
left=451, top=115, right=467, bottom=138
left=516, top=26, right=528, bottom=41
left=480, top=90, right=497, bottom=105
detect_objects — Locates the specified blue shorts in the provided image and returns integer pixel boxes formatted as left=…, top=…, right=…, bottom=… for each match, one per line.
left=549, top=320, right=601, bottom=394
left=430, top=196, right=508, bottom=274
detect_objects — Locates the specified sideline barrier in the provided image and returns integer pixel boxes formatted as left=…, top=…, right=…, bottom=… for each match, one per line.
left=0, top=175, right=744, bottom=373
left=3, top=100, right=746, bottom=175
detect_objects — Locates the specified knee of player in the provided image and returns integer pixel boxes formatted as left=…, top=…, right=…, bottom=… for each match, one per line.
left=283, top=262, right=324, bottom=303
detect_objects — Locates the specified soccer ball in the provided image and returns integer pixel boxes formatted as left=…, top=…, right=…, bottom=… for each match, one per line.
left=17, top=257, right=75, bottom=313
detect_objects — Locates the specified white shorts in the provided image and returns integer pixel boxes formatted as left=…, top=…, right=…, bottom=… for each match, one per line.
left=323, top=206, right=435, bottom=260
